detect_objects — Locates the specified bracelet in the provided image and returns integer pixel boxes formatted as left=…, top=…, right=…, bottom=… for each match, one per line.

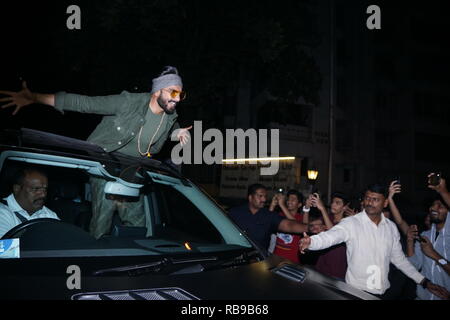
left=421, top=278, right=429, bottom=289
left=302, top=206, right=310, bottom=213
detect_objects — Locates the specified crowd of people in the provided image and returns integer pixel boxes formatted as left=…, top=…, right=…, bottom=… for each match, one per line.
left=228, top=174, right=450, bottom=300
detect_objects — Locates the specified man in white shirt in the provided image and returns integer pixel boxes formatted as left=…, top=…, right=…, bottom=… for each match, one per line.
left=299, top=183, right=449, bottom=299
left=0, top=167, right=59, bottom=238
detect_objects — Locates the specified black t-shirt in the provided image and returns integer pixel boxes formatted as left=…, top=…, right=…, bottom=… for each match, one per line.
left=228, top=204, right=284, bottom=250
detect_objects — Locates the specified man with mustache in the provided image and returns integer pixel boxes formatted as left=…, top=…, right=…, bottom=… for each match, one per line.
left=229, top=184, right=308, bottom=254
left=0, top=168, right=59, bottom=238
left=299, top=183, right=449, bottom=299
left=0, top=66, right=191, bottom=238
left=0, top=66, right=191, bottom=154
left=407, top=174, right=450, bottom=300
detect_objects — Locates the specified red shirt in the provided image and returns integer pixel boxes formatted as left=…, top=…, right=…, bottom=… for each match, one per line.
left=315, top=213, right=348, bottom=279
left=315, top=243, right=347, bottom=279
left=273, top=211, right=303, bottom=263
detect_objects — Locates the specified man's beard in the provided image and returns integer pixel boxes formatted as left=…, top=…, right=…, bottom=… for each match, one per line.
left=157, top=96, right=177, bottom=115
left=430, top=216, right=443, bottom=224
left=429, top=210, right=445, bottom=224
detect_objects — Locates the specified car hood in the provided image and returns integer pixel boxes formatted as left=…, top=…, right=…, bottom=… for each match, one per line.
left=1, top=255, right=377, bottom=300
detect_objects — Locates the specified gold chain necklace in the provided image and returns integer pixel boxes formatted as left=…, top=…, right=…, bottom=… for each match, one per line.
left=137, top=112, right=166, bottom=158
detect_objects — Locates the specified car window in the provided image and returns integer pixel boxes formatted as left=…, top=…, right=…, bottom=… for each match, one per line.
left=0, top=154, right=252, bottom=258
left=153, top=184, right=223, bottom=244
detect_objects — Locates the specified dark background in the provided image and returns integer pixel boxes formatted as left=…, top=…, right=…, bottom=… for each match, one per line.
left=1, top=0, right=449, bottom=223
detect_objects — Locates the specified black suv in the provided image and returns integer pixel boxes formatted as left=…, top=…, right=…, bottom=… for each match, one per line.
left=0, top=129, right=377, bottom=300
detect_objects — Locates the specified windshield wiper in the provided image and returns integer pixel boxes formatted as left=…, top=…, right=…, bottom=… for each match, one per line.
left=92, top=259, right=169, bottom=276
left=201, top=250, right=262, bottom=271
left=92, top=256, right=218, bottom=276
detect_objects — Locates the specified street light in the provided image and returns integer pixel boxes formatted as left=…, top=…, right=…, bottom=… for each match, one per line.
left=307, top=169, right=319, bottom=181
left=307, top=169, right=319, bottom=193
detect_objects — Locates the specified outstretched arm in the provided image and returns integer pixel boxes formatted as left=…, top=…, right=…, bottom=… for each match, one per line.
left=2, top=80, right=127, bottom=116
left=278, top=218, right=307, bottom=234
left=0, top=81, right=55, bottom=115
left=278, top=194, right=296, bottom=220
left=388, top=180, right=409, bottom=236
left=311, top=193, right=333, bottom=229
left=300, top=223, right=349, bottom=252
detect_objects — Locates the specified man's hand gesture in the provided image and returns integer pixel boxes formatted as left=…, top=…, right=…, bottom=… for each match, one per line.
left=0, top=81, right=35, bottom=115
left=299, top=232, right=311, bottom=254
left=177, top=126, right=193, bottom=146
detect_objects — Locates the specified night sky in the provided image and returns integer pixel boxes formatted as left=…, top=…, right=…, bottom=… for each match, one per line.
left=1, top=1, right=448, bottom=127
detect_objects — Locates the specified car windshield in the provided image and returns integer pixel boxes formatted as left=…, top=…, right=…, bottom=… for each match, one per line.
left=0, top=150, right=253, bottom=258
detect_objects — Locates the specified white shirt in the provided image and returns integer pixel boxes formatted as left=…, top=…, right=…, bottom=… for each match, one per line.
left=0, top=194, right=60, bottom=238
left=309, top=211, right=424, bottom=294
left=408, top=213, right=450, bottom=300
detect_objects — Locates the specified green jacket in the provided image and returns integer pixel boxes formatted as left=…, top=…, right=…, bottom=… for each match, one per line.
left=54, top=91, right=179, bottom=153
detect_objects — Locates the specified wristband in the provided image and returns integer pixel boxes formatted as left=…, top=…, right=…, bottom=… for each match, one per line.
left=302, top=206, right=310, bottom=213
left=421, top=278, right=429, bottom=289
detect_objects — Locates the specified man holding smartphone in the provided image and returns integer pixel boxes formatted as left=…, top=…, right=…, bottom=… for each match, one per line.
left=406, top=173, right=450, bottom=300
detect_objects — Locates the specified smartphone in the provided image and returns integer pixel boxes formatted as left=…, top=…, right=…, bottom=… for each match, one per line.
left=428, top=173, right=441, bottom=186
left=311, top=188, right=320, bottom=197
left=277, top=188, right=284, bottom=194
left=394, top=177, right=401, bottom=185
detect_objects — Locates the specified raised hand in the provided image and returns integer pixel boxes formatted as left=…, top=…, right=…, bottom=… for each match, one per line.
left=0, top=81, right=35, bottom=115
left=344, top=206, right=357, bottom=217
left=176, top=125, right=193, bottom=146
left=278, top=193, right=287, bottom=208
left=388, top=180, right=401, bottom=200
left=427, top=173, right=447, bottom=194
left=407, top=225, right=419, bottom=243
left=304, top=195, right=313, bottom=209
left=270, top=194, right=279, bottom=210
left=311, top=193, right=325, bottom=211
